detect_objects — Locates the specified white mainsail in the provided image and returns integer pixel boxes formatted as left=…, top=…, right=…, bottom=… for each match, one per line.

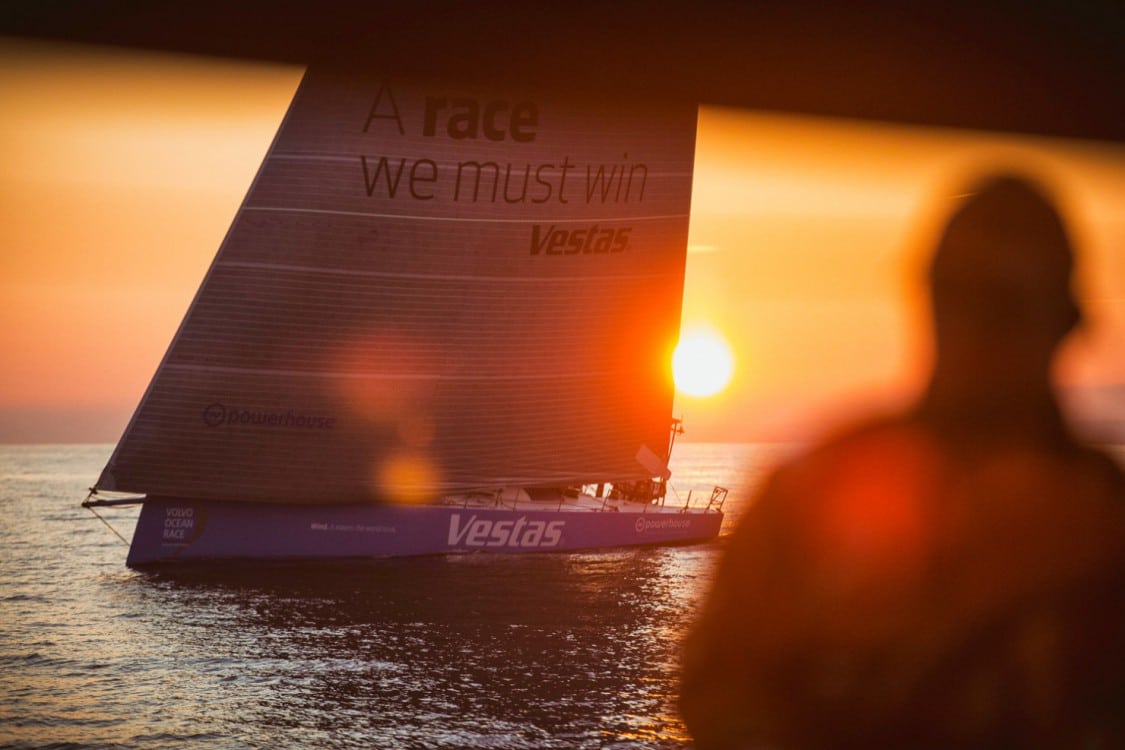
left=96, top=69, right=697, bottom=504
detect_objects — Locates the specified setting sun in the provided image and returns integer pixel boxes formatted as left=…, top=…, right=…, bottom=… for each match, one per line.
left=673, top=327, right=735, bottom=398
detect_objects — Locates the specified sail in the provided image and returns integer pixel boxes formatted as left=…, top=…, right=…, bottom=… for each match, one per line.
left=96, top=69, right=697, bottom=504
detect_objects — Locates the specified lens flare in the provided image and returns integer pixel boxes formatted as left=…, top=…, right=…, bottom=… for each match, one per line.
left=376, top=452, right=439, bottom=504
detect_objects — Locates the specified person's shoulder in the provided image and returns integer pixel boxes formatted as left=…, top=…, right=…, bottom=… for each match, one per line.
left=751, top=412, right=930, bottom=506
left=816, top=412, right=921, bottom=450
left=1073, top=441, right=1125, bottom=480
left=1065, top=440, right=1125, bottom=506
left=775, top=413, right=927, bottom=475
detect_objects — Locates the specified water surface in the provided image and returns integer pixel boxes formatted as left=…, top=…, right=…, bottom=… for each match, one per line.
left=0, top=443, right=774, bottom=749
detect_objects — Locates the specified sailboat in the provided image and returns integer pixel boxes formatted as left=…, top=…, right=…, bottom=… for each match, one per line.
left=84, top=68, right=726, bottom=566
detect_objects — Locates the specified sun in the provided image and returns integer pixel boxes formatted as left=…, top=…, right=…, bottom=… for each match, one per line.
left=673, top=327, right=735, bottom=397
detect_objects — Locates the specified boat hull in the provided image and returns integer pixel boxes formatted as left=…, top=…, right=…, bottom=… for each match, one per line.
left=127, top=497, right=724, bottom=566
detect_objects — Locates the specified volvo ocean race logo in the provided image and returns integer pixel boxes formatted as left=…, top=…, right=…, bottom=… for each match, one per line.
left=448, top=514, right=564, bottom=549
left=162, top=505, right=206, bottom=546
left=202, top=403, right=336, bottom=430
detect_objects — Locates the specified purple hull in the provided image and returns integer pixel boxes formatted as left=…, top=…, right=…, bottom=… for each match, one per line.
left=127, top=497, right=723, bottom=566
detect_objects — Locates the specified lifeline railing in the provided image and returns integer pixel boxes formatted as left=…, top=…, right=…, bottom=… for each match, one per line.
left=448, top=482, right=729, bottom=514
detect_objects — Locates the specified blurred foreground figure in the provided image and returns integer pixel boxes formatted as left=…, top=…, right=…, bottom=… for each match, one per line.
left=680, top=174, right=1125, bottom=749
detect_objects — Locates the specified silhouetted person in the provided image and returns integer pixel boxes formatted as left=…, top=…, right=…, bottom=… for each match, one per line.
left=680, top=173, right=1125, bottom=749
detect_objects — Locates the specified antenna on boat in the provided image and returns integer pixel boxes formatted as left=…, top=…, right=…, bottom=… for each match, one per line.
left=658, top=417, right=686, bottom=500
left=667, top=417, right=685, bottom=462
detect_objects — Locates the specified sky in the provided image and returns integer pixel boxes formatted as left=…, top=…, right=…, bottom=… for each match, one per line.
left=2, top=37, right=1124, bottom=444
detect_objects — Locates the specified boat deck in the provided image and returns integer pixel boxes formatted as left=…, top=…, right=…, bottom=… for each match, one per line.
left=438, top=486, right=727, bottom=515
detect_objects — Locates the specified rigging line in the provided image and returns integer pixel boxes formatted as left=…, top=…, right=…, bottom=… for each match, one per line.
left=83, top=490, right=131, bottom=547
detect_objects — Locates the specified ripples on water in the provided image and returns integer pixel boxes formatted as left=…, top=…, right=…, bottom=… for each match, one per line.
left=0, top=443, right=782, bottom=749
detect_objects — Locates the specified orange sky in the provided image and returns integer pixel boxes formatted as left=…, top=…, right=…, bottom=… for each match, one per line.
left=2, top=38, right=1124, bottom=443
left=684, top=108, right=1125, bottom=441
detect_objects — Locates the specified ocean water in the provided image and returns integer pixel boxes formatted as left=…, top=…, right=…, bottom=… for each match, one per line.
left=0, top=442, right=783, bottom=750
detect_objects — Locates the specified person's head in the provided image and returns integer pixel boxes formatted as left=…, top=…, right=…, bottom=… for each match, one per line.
left=926, top=173, right=1081, bottom=391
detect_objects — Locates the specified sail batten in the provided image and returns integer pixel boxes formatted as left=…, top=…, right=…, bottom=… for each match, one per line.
left=97, top=70, right=696, bottom=504
left=163, top=363, right=656, bottom=382
left=242, top=205, right=690, bottom=225
left=216, top=259, right=679, bottom=284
